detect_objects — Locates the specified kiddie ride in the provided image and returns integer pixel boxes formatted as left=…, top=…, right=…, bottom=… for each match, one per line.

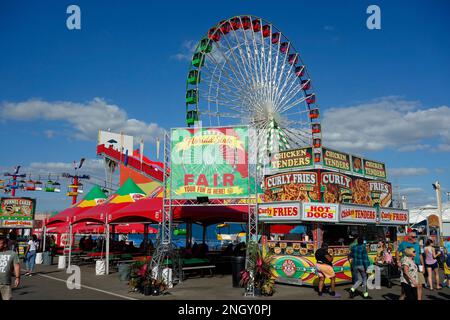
left=257, top=146, right=409, bottom=286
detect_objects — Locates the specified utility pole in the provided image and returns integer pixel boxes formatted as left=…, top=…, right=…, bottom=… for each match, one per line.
left=4, top=166, right=26, bottom=197
left=432, top=181, right=443, bottom=241
left=63, top=158, right=89, bottom=205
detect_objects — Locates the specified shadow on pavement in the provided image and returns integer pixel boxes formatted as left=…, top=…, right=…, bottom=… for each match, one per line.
left=382, top=293, right=399, bottom=300
left=426, top=294, right=445, bottom=300
left=437, top=292, right=450, bottom=300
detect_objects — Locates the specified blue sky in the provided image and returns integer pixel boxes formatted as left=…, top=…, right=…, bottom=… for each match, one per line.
left=1, top=0, right=449, bottom=212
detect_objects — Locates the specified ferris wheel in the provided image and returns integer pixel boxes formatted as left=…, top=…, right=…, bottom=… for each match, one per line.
left=185, top=15, right=323, bottom=164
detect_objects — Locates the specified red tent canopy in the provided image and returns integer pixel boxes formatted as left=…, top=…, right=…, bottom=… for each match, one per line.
left=42, top=221, right=157, bottom=235
left=110, top=197, right=163, bottom=224
left=46, top=206, right=81, bottom=226
left=72, top=202, right=130, bottom=224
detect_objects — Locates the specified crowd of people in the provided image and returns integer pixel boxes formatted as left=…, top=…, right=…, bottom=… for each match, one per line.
left=313, top=232, right=450, bottom=300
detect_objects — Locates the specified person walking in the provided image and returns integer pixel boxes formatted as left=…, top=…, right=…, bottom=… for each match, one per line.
left=0, top=236, right=20, bottom=300
left=444, top=237, right=450, bottom=288
left=400, top=247, right=419, bottom=300
left=348, top=237, right=358, bottom=284
left=315, top=243, right=340, bottom=298
left=424, top=239, right=442, bottom=290
left=24, top=234, right=39, bottom=276
left=349, top=237, right=371, bottom=299
left=398, top=232, right=425, bottom=300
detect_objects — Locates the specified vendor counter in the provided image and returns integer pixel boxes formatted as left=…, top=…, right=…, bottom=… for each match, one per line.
left=268, top=240, right=382, bottom=286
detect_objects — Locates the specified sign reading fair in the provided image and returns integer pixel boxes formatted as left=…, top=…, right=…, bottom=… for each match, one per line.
left=258, top=202, right=301, bottom=221
left=0, top=197, right=36, bottom=228
left=379, top=208, right=409, bottom=225
left=339, top=204, right=378, bottom=224
left=302, top=202, right=339, bottom=222
left=170, top=126, right=249, bottom=199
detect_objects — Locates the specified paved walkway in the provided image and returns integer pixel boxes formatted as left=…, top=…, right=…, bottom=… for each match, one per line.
left=12, top=263, right=450, bottom=300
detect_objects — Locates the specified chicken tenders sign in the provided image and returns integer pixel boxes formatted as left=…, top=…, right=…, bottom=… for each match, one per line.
left=339, top=204, right=378, bottom=224
left=302, top=202, right=339, bottom=222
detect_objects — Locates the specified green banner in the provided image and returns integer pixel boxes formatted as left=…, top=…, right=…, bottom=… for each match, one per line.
left=270, top=147, right=313, bottom=170
left=322, top=147, right=351, bottom=172
left=170, top=126, right=249, bottom=199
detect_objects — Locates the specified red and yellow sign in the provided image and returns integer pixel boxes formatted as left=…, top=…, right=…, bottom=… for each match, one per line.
left=258, top=202, right=301, bottom=221
left=339, top=204, right=377, bottom=224
left=379, top=208, right=408, bottom=225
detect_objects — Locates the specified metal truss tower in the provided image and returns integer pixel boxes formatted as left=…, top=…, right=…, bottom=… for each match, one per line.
left=150, top=132, right=182, bottom=285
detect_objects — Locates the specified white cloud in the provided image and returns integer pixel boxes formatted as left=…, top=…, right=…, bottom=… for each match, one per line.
left=170, top=40, right=197, bottom=61
left=0, top=98, right=165, bottom=143
left=323, top=25, right=335, bottom=32
left=44, top=130, right=55, bottom=138
left=397, top=144, right=430, bottom=152
left=400, top=187, right=424, bottom=194
left=321, top=97, right=450, bottom=153
left=390, top=167, right=430, bottom=177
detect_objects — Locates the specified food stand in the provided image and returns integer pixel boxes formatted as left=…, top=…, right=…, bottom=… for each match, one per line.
left=0, top=197, right=36, bottom=258
left=258, top=147, right=409, bottom=286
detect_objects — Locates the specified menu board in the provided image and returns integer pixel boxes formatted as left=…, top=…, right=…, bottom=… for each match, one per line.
left=0, top=197, right=36, bottom=228
left=270, top=147, right=313, bottom=170
left=363, top=159, right=387, bottom=179
left=301, top=202, right=339, bottom=222
left=264, top=171, right=319, bottom=202
left=379, top=208, right=409, bottom=225
left=269, top=146, right=388, bottom=181
left=258, top=202, right=301, bottom=221
left=339, top=204, right=378, bottom=224
left=320, top=171, right=392, bottom=207
left=322, top=148, right=351, bottom=172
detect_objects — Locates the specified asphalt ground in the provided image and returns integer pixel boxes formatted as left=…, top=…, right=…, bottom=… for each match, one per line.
left=10, top=262, right=450, bottom=301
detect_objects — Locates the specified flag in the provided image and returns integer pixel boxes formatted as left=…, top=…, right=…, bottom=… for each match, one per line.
left=140, top=139, right=144, bottom=165
left=124, top=149, right=129, bottom=166
left=156, top=137, right=160, bottom=160
left=79, top=158, right=85, bottom=169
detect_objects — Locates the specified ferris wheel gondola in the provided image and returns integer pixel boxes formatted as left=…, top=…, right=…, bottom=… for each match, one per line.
left=185, top=15, right=322, bottom=169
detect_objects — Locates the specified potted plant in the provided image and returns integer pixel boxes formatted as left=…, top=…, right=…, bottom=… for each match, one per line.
left=240, top=242, right=275, bottom=296
left=150, top=278, right=167, bottom=296
left=129, top=260, right=149, bottom=293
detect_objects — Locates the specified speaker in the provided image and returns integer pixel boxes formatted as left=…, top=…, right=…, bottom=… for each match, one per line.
left=197, top=196, right=209, bottom=203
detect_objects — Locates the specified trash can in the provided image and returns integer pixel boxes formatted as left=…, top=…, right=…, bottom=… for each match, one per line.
left=43, top=252, right=53, bottom=266
left=57, top=255, right=66, bottom=269
left=118, top=263, right=131, bottom=281
left=35, top=252, right=43, bottom=265
left=95, top=259, right=106, bottom=275
left=231, top=256, right=246, bottom=288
